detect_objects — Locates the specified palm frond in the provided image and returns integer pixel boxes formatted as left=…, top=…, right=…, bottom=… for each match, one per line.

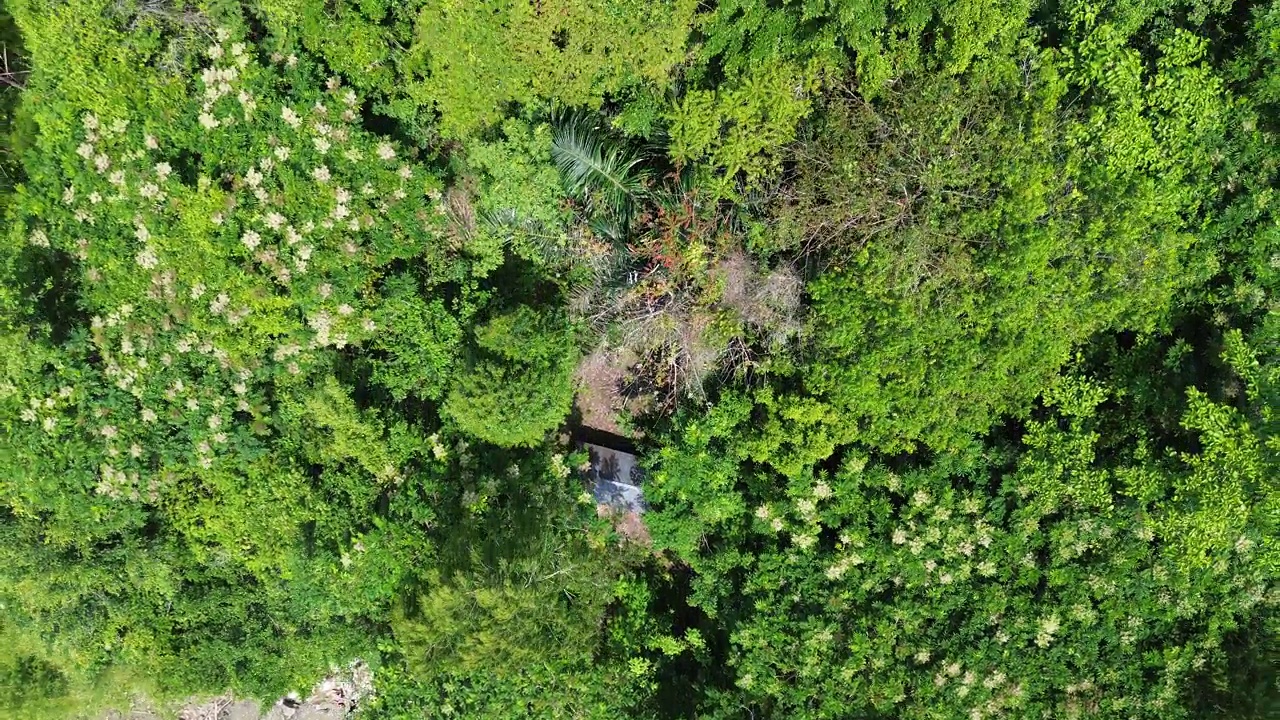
left=588, top=215, right=626, bottom=244
left=552, top=117, right=648, bottom=228
left=479, top=207, right=570, bottom=266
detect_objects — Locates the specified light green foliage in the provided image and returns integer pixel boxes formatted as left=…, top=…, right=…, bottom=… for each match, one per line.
left=671, top=0, right=1033, bottom=186
left=465, top=119, right=567, bottom=232
left=799, top=54, right=1072, bottom=450
left=1017, top=372, right=1272, bottom=575
left=697, top=0, right=1030, bottom=86
left=410, top=0, right=696, bottom=138
left=645, top=361, right=1276, bottom=718
left=798, top=24, right=1231, bottom=451
left=667, top=64, right=815, bottom=189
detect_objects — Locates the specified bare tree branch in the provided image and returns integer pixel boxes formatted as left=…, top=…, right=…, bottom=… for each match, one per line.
left=0, top=44, right=30, bottom=89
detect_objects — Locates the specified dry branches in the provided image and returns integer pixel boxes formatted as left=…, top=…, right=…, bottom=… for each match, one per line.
left=0, top=44, right=28, bottom=89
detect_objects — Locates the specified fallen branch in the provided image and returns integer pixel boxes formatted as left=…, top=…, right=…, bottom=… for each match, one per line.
left=0, top=44, right=28, bottom=89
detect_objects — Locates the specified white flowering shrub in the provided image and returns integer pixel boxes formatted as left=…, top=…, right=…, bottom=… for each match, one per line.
left=0, top=8, right=500, bottom=704
left=645, top=374, right=1277, bottom=720
left=6, top=23, right=455, bottom=536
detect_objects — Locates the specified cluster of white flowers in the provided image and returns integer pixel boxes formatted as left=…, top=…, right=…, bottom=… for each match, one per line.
left=873, top=489, right=1007, bottom=593
left=195, top=438, right=214, bottom=469
left=27, top=29, right=454, bottom=503
left=550, top=453, right=572, bottom=479
left=1034, top=613, right=1061, bottom=648
left=95, top=463, right=153, bottom=500
left=305, top=309, right=351, bottom=350
left=18, top=386, right=74, bottom=434
left=199, top=31, right=251, bottom=129
left=241, top=229, right=262, bottom=251
left=270, top=339, right=302, bottom=361
left=87, top=283, right=261, bottom=479
left=824, top=552, right=862, bottom=580
left=135, top=245, right=159, bottom=269
left=930, top=658, right=1020, bottom=718
left=427, top=433, right=448, bottom=461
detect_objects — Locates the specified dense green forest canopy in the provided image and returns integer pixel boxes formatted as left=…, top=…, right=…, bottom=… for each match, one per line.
left=0, top=0, right=1276, bottom=718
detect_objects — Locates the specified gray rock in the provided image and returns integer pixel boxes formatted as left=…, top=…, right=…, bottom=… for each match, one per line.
left=223, top=700, right=262, bottom=720
left=585, top=443, right=645, bottom=513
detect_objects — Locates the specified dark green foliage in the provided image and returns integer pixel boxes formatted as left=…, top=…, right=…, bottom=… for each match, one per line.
left=394, top=537, right=615, bottom=679
left=360, top=658, right=648, bottom=720
left=0, top=5, right=24, bottom=204
left=369, top=273, right=464, bottom=402
left=443, top=306, right=579, bottom=447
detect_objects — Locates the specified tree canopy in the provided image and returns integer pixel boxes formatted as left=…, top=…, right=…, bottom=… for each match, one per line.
left=0, top=0, right=1275, bottom=718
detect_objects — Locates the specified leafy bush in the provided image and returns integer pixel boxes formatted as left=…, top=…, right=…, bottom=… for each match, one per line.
left=408, top=0, right=696, bottom=138
left=443, top=305, right=578, bottom=447
left=645, top=353, right=1277, bottom=719
left=0, top=0, right=1277, bottom=717
left=668, top=0, right=1034, bottom=188
left=798, top=25, right=1230, bottom=451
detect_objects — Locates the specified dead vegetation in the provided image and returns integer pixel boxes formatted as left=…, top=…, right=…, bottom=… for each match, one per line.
left=597, top=504, right=652, bottom=546
left=574, top=343, right=640, bottom=435
left=570, top=237, right=803, bottom=420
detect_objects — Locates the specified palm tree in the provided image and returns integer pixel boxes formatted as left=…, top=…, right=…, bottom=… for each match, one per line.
left=551, top=116, right=649, bottom=239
